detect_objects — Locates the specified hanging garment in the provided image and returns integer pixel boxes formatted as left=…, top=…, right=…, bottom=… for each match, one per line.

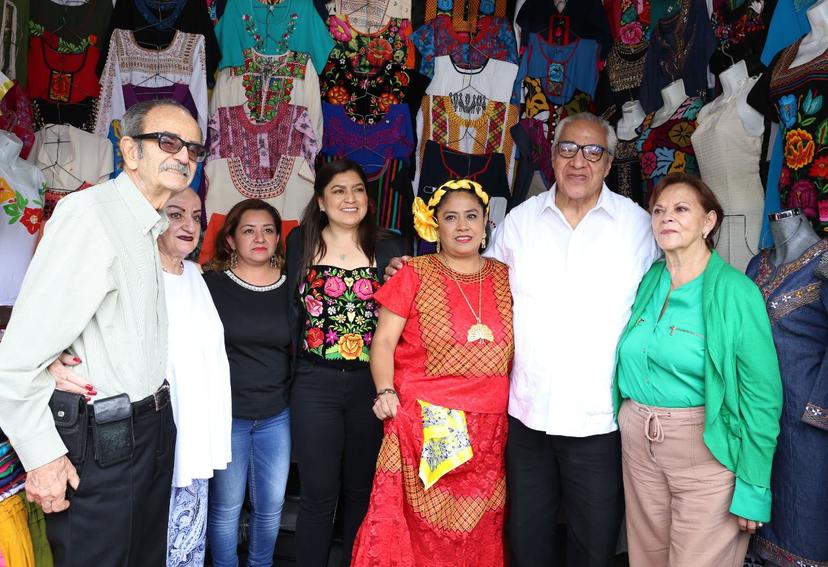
left=426, top=55, right=518, bottom=104
left=606, top=138, right=645, bottom=207
left=215, top=0, right=333, bottom=70
left=515, top=0, right=612, bottom=58
left=638, top=0, right=716, bottom=113
left=746, top=241, right=828, bottom=567
left=709, top=0, right=776, bottom=75
left=29, top=0, right=112, bottom=53
left=0, top=74, right=35, bottom=159
left=318, top=154, right=415, bottom=243
left=768, top=41, right=828, bottom=234
left=26, top=33, right=101, bottom=105
left=94, top=29, right=208, bottom=138
left=635, top=96, right=704, bottom=203
left=210, top=49, right=323, bottom=139
left=411, top=15, right=518, bottom=79
left=320, top=15, right=415, bottom=121
left=415, top=95, right=519, bottom=191
left=598, top=38, right=649, bottom=123
left=321, top=102, right=414, bottom=175
left=0, top=0, right=28, bottom=84
left=331, top=0, right=412, bottom=28
left=208, top=103, right=318, bottom=178
left=691, top=76, right=764, bottom=272
left=509, top=117, right=554, bottom=210
left=99, top=0, right=219, bottom=87
left=0, top=131, right=45, bottom=306
left=425, top=0, right=507, bottom=22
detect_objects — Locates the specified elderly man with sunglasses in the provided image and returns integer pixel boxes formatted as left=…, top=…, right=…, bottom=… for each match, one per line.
left=491, top=113, right=659, bottom=566
left=0, top=99, right=206, bottom=567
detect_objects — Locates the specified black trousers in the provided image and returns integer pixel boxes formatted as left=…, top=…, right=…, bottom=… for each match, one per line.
left=46, top=403, right=176, bottom=567
left=291, top=360, right=383, bottom=567
left=506, top=416, right=624, bottom=567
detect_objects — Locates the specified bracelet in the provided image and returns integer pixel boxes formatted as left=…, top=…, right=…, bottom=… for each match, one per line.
left=373, top=388, right=398, bottom=404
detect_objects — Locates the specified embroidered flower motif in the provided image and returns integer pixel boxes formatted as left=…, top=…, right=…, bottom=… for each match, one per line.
left=0, top=178, right=14, bottom=203
left=653, top=147, right=676, bottom=177
left=779, top=166, right=792, bottom=187
left=324, top=276, right=347, bottom=298
left=668, top=122, right=694, bottom=147
left=353, top=278, right=375, bottom=300
left=479, top=0, right=494, bottom=14
left=327, top=85, right=350, bottom=105
left=304, top=295, right=324, bottom=317
left=437, top=0, right=453, bottom=10
left=306, top=327, right=325, bottom=349
left=786, top=179, right=819, bottom=218
left=329, top=16, right=352, bottom=42
left=778, top=94, right=797, bottom=129
left=802, top=89, right=823, bottom=116
left=785, top=129, right=816, bottom=170
left=377, top=92, right=399, bottom=112
left=337, top=333, right=364, bottom=360
left=413, top=197, right=439, bottom=242
left=810, top=155, right=828, bottom=178
left=325, top=328, right=339, bottom=345
left=668, top=152, right=687, bottom=173
left=20, top=207, right=43, bottom=235
left=366, top=38, right=393, bottom=67
left=641, top=151, right=657, bottom=176
left=619, top=22, right=644, bottom=45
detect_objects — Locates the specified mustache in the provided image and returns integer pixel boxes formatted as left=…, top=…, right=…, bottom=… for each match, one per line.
left=159, top=163, right=190, bottom=175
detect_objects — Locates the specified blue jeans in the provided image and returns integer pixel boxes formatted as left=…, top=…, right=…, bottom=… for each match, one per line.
left=207, top=409, right=290, bottom=567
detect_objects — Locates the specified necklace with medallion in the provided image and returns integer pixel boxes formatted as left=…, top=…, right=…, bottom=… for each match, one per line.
left=441, top=255, right=493, bottom=343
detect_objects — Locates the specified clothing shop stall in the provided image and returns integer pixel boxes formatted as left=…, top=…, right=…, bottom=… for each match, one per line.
left=0, top=0, right=826, bottom=565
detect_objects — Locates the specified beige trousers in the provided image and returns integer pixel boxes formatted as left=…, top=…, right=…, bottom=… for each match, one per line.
left=618, top=399, right=750, bottom=567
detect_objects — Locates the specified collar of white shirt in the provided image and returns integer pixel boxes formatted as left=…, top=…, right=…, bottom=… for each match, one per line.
left=113, top=171, right=168, bottom=237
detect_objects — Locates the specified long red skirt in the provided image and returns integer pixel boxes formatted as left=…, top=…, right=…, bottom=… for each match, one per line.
left=351, top=405, right=508, bottom=567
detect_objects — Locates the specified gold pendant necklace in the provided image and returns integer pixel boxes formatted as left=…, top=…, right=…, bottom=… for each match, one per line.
left=441, top=255, right=493, bottom=343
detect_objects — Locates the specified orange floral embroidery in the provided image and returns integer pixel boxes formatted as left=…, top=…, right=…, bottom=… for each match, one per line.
left=338, top=333, right=364, bottom=360
left=784, top=129, right=816, bottom=170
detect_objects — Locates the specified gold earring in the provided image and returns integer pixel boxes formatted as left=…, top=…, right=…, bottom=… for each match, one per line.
left=270, top=254, right=278, bottom=268
left=436, top=240, right=441, bottom=253
left=230, top=250, right=238, bottom=269
left=481, top=234, right=487, bottom=248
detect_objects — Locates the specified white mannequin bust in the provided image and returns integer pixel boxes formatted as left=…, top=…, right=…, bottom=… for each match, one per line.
left=616, top=100, right=646, bottom=140
left=650, top=79, right=688, bottom=128
left=792, top=0, right=828, bottom=67
left=697, top=60, right=764, bottom=137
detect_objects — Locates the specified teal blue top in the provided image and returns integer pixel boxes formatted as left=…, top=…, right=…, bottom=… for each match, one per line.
left=614, top=253, right=783, bottom=522
left=618, top=269, right=706, bottom=407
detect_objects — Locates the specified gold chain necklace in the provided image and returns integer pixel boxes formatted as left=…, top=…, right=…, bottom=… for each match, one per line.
left=441, top=255, right=493, bottom=343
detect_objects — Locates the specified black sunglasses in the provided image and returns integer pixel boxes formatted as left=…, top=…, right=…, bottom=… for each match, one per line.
left=555, top=141, right=608, bottom=162
left=131, top=132, right=207, bottom=163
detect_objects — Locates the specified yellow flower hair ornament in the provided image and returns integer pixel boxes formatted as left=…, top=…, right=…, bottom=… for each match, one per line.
left=411, top=179, right=490, bottom=242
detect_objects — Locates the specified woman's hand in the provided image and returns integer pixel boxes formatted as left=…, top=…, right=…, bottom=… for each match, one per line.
left=736, top=516, right=764, bottom=534
left=47, top=353, right=96, bottom=399
left=373, top=389, right=400, bottom=420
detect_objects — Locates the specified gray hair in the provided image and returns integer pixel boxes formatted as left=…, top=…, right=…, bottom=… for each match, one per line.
left=120, top=99, right=195, bottom=139
left=552, top=112, right=618, bottom=156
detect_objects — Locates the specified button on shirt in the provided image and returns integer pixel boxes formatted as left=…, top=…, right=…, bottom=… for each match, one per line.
left=489, top=184, right=658, bottom=437
left=0, top=172, right=168, bottom=470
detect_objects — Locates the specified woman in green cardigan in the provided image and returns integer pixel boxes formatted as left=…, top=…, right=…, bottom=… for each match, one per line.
left=614, top=173, right=783, bottom=566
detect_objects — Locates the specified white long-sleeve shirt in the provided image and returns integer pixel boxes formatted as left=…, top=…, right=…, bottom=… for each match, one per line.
left=489, top=183, right=659, bottom=437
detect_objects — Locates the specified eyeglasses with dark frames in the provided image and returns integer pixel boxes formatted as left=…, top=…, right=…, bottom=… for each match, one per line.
left=130, top=132, right=207, bottom=163
left=555, top=141, right=608, bottom=162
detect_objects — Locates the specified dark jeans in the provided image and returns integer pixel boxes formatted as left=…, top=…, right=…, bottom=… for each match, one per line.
left=506, top=416, right=623, bottom=567
left=46, top=402, right=176, bottom=567
left=291, top=359, right=383, bottom=567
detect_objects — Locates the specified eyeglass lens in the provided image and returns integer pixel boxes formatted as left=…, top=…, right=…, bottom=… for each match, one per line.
left=557, top=142, right=605, bottom=162
left=158, top=134, right=207, bottom=162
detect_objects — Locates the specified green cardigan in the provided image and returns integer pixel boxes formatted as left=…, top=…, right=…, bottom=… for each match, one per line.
left=613, top=251, right=783, bottom=501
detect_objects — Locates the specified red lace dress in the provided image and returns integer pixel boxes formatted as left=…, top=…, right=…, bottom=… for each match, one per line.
left=351, top=255, right=513, bottom=567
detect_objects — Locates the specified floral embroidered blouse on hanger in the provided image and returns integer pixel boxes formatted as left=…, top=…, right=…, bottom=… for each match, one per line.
left=27, top=32, right=101, bottom=106
left=410, top=15, right=517, bottom=78
left=94, top=29, right=208, bottom=138
left=332, top=0, right=411, bottom=28
left=321, top=102, right=414, bottom=175
left=299, top=266, right=380, bottom=367
left=210, top=48, right=323, bottom=139
left=208, top=103, right=318, bottom=179
left=425, top=0, right=507, bottom=23
left=215, top=0, right=333, bottom=71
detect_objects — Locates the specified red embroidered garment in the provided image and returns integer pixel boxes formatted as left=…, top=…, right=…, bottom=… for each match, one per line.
left=0, top=81, right=35, bottom=160
left=27, top=34, right=101, bottom=104
left=351, top=255, right=513, bottom=567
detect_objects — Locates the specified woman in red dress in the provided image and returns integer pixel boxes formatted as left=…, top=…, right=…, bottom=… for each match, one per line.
left=351, top=179, right=514, bottom=566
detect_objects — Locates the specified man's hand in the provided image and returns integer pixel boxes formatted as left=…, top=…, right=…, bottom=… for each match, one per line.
left=384, top=255, right=411, bottom=282
left=25, top=455, right=80, bottom=513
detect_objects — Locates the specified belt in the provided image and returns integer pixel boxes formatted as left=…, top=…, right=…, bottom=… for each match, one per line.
left=132, top=381, right=170, bottom=417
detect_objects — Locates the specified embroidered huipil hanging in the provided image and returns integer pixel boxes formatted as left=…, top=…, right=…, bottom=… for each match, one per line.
left=210, top=49, right=323, bottom=139
left=320, top=15, right=415, bottom=122
left=94, top=29, right=208, bottom=138
left=0, top=73, right=35, bottom=159
left=331, top=0, right=412, bottom=29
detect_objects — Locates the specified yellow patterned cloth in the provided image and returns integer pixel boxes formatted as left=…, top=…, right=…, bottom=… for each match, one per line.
left=418, top=400, right=473, bottom=490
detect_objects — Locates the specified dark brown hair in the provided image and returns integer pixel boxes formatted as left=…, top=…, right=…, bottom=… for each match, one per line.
left=299, top=158, right=377, bottom=274
left=203, top=199, right=284, bottom=272
left=648, top=172, right=724, bottom=249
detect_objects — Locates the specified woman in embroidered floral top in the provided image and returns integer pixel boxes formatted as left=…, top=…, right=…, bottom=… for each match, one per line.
left=285, top=159, right=407, bottom=567
left=351, top=179, right=514, bottom=567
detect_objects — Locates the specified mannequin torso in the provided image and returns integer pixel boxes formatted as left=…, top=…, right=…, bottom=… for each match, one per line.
left=650, top=79, right=688, bottom=127
left=792, top=0, right=828, bottom=67
left=616, top=100, right=645, bottom=140
left=769, top=208, right=821, bottom=266
left=697, top=60, right=764, bottom=136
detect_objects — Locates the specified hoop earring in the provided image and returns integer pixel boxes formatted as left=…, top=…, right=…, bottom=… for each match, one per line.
left=270, top=254, right=278, bottom=268
left=230, top=250, right=238, bottom=269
